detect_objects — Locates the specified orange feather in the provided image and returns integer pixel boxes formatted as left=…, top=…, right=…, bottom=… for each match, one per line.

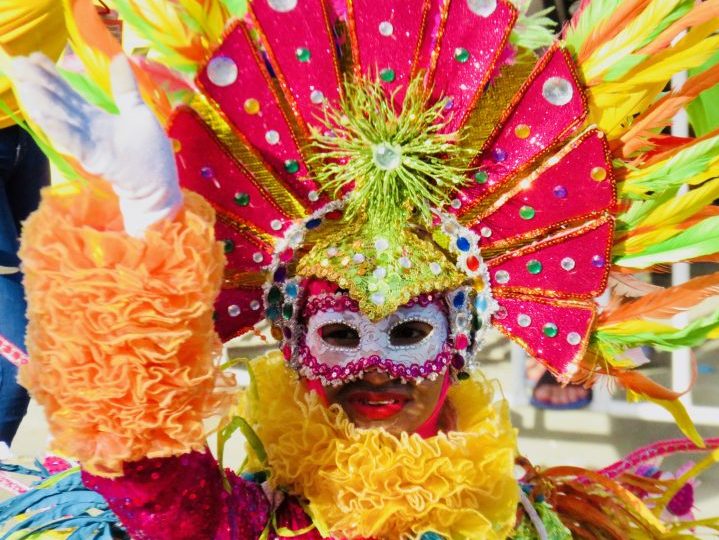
left=69, top=0, right=173, bottom=123
left=577, top=0, right=652, bottom=64
left=602, top=272, right=719, bottom=324
left=620, top=62, right=719, bottom=157
left=641, top=126, right=719, bottom=167
left=638, top=0, right=719, bottom=56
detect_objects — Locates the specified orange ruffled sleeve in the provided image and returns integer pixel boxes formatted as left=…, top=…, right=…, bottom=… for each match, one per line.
left=18, top=182, right=235, bottom=477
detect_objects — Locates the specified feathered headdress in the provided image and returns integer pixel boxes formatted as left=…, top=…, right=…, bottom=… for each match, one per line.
left=19, top=0, right=719, bottom=440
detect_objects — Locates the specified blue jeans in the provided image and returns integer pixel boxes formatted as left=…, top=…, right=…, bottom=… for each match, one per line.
left=0, top=125, right=50, bottom=444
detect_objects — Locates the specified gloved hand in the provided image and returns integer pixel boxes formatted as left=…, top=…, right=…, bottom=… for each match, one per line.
left=10, top=52, right=182, bottom=238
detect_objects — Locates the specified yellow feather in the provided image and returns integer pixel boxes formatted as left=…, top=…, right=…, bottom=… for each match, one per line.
left=615, top=227, right=682, bottom=256
left=622, top=153, right=719, bottom=196
left=635, top=176, right=719, bottom=230
left=587, top=21, right=719, bottom=137
left=62, top=0, right=113, bottom=94
left=599, top=320, right=677, bottom=337
left=581, top=0, right=684, bottom=82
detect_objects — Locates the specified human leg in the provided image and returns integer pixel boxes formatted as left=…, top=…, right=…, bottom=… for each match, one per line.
left=0, top=126, right=50, bottom=444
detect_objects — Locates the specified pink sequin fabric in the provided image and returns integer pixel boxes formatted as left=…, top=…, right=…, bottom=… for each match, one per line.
left=173, top=0, right=616, bottom=380
left=83, top=451, right=271, bottom=540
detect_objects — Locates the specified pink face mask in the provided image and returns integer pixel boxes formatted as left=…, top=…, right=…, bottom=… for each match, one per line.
left=297, top=292, right=453, bottom=385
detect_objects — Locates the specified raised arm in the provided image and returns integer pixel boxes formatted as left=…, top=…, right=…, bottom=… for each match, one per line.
left=9, top=53, right=256, bottom=538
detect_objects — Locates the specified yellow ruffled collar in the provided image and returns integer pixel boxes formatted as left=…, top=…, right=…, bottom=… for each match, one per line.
left=242, top=352, right=518, bottom=540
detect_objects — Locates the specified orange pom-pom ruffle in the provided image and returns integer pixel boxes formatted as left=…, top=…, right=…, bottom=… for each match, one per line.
left=19, top=182, right=235, bottom=477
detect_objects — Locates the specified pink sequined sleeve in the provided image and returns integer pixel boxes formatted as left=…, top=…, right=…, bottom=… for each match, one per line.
left=82, top=450, right=271, bottom=540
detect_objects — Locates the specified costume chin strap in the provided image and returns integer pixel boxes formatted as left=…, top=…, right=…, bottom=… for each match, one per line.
left=304, top=369, right=452, bottom=439
left=414, top=370, right=451, bottom=438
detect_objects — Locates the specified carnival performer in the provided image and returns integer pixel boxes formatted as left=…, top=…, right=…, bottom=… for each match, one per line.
left=2, top=0, right=719, bottom=539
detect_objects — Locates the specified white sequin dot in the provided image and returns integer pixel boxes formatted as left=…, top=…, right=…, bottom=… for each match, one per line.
left=267, top=0, right=297, bottom=12
left=429, top=262, right=442, bottom=275
left=371, top=293, right=385, bottom=305
left=561, top=257, right=576, bottom=271
left=495, top=270, right=510, bottom=284
left=227, top=304, right=241, bottom=317
left=374, top=237, right=389, bottom=251
left=399, top=256, right=412, bottom=269
left=310, top=90, right=325, bottom=104
left=206, top=56, right=238, bottom=87
left=567, top=332, right=581, bottom=346
left=308, top=190, right=319, bottom=202
left=378, top=21, right=394, bottom=36
left=250, top=300, right=261, bottom=311
left=517, top=314, right=531, bottom=327
left=542, top=77, right=574, bottom=106
left=270, top=219, right=282, bottom=231
left=373, top=266, right=387, bottom=279
left=467, top=0, right=497, bottom=17
left=252, top=252, right=264, bottom=263
left=353, top=253, right=365, bottom=264
left=265, top=130, right=280, bottom=145
left=450, top=198, right=462, bottom=209
left=326, top=247, right=338, bottom=257
left=480, top=226, right=492, bottom=237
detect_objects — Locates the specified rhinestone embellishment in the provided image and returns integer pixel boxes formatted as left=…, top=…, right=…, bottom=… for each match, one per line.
left=267, top=0, right=298, bottom=12
left=206, top=56, right=238, bottom=87
left=310, top=90, right=325, bottom=104
left=561, top=257, right=576, bottom=271
left=543, top=323, right=558, bottom=338
left=372, top=142, right=402, bottom=170
left=517, top=314, right=531, bottom=327
left=467, top=0, right=497, bottom=17
left=542, top=76, right=574, bottom=106
left=379, top=21, right=393, bottom=36
left=265, top=130, right=280, bottom=145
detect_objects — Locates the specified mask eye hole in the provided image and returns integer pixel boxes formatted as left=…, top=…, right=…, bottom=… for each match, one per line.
left=390, top=321, right=433, bottom=347
left=319, top=323, right=360, bottom=348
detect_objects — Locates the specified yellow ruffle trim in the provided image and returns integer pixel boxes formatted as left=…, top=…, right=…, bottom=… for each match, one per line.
left=18, top=182, right=235, bottom=477
left=244, top=353, right=518, bottom=540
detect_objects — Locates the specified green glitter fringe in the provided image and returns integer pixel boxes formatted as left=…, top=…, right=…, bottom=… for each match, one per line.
left=309, top=75, right=470, bottom=227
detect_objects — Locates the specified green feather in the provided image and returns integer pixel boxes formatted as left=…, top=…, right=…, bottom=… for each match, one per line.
left=112, top=0, right=198, bottom=74
left=511, top=501, right=571, bottom=539
left=221, top=0, right=248, bottom=17
left=615, top=215, right=719, bottom=268
left=616, top=188, right=677, bottom=232
left=687, top=50, right=719, bottom=137
left=58, top=68, right=118, bottom=114
left=621, top=134, right=719, bottom=199
left=601, top=0, right=693, bottom=81
left=564, top=0, right=625, bottom=55
left=509, top=2, right=557, bottom=50
left=596, top=308, right=719, bottom=350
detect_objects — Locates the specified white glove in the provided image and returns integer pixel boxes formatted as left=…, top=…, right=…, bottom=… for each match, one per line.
left=10, top=53, right=183, bottom=238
